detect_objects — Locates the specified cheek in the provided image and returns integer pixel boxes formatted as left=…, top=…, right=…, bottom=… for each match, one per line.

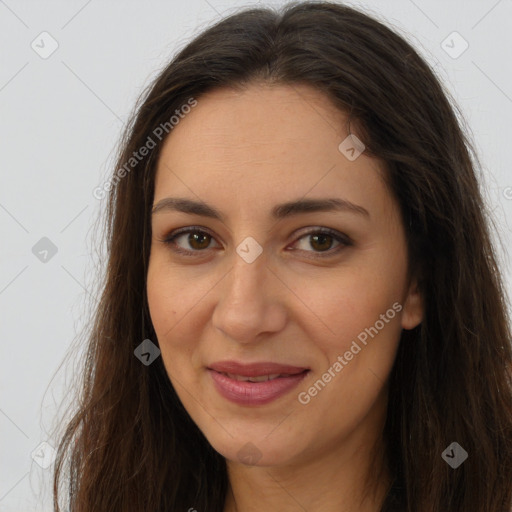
left=146, top=257, right=217, bottom=382
left=146, top=269, right=176, bottom=337
left=304, top=264, right=404, bottom=357
left=146, top=260, right=191, bottom=367
left=146, top=255, right=207, bottom=334
left=297, top=279, right=403, bottom=432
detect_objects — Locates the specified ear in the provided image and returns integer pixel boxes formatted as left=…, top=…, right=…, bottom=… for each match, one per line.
left=401, top=278, right=423, bottom=330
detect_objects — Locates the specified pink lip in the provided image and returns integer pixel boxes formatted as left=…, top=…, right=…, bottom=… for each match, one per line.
left=208, top=360, right=308, bottom=377
left=207, top=361, right=310, bottom=406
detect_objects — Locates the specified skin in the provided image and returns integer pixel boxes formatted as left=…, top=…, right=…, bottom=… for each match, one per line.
left=147, top=83, right=423, bottom=512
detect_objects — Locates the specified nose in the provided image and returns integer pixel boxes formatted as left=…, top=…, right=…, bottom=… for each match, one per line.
left=211, top=250, right=287, bottom=344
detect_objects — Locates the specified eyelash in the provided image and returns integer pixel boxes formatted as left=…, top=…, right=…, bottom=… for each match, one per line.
left=160, top=225, right=353, bottom=258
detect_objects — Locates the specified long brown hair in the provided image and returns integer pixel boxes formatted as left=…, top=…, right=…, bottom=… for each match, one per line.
left=53, top=2, right=512, bottom=511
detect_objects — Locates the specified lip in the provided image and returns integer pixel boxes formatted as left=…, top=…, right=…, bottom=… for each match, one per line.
left=208, top=360, right=308, bottom=377
left=207, top=361, right=310, bottom=406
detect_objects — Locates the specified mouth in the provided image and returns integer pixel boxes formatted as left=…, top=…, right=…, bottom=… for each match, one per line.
left=207, top=361, right=310, bottom=405
left=216, top=371, right=305, bottom=382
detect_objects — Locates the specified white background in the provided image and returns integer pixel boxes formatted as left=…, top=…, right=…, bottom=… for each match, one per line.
left=1, top=1, right=511, bottom=510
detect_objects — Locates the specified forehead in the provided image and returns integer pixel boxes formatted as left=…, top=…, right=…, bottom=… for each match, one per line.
left=153, top=83, right=391, bottom=220
left=158, top=83, right=349, bottom=168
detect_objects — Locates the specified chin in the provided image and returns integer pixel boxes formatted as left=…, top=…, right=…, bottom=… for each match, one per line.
left=207, top=431, right=301, bottom=467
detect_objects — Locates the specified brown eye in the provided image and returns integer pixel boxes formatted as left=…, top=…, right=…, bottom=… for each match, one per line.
left=309, top=233, right=335, bottom=252
left=163, top=228, right=219, bottom=255
left=292, top=228, right=352, bottom=256
left=186, top=231, right=211, bottom=250
left=162, top=226, right=351, bottom=258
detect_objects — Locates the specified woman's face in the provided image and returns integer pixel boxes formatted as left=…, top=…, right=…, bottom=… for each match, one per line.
left=147, top=83, right=422, bottom=467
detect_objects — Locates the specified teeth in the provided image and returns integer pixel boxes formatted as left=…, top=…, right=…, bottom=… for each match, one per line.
left=224, top=372, right=284, bottom=382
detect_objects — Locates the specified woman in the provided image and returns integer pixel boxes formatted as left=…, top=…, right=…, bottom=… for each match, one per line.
left=53, top=2, right=512, bottom=511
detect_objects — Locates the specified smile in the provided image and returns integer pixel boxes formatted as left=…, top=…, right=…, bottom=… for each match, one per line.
left=207, top=367, right=310, bottom=406
left=219, top=372, right=295, bottom=382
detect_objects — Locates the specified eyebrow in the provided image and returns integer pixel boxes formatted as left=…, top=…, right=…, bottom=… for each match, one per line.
left=151, top=197, right=370, bottom=220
